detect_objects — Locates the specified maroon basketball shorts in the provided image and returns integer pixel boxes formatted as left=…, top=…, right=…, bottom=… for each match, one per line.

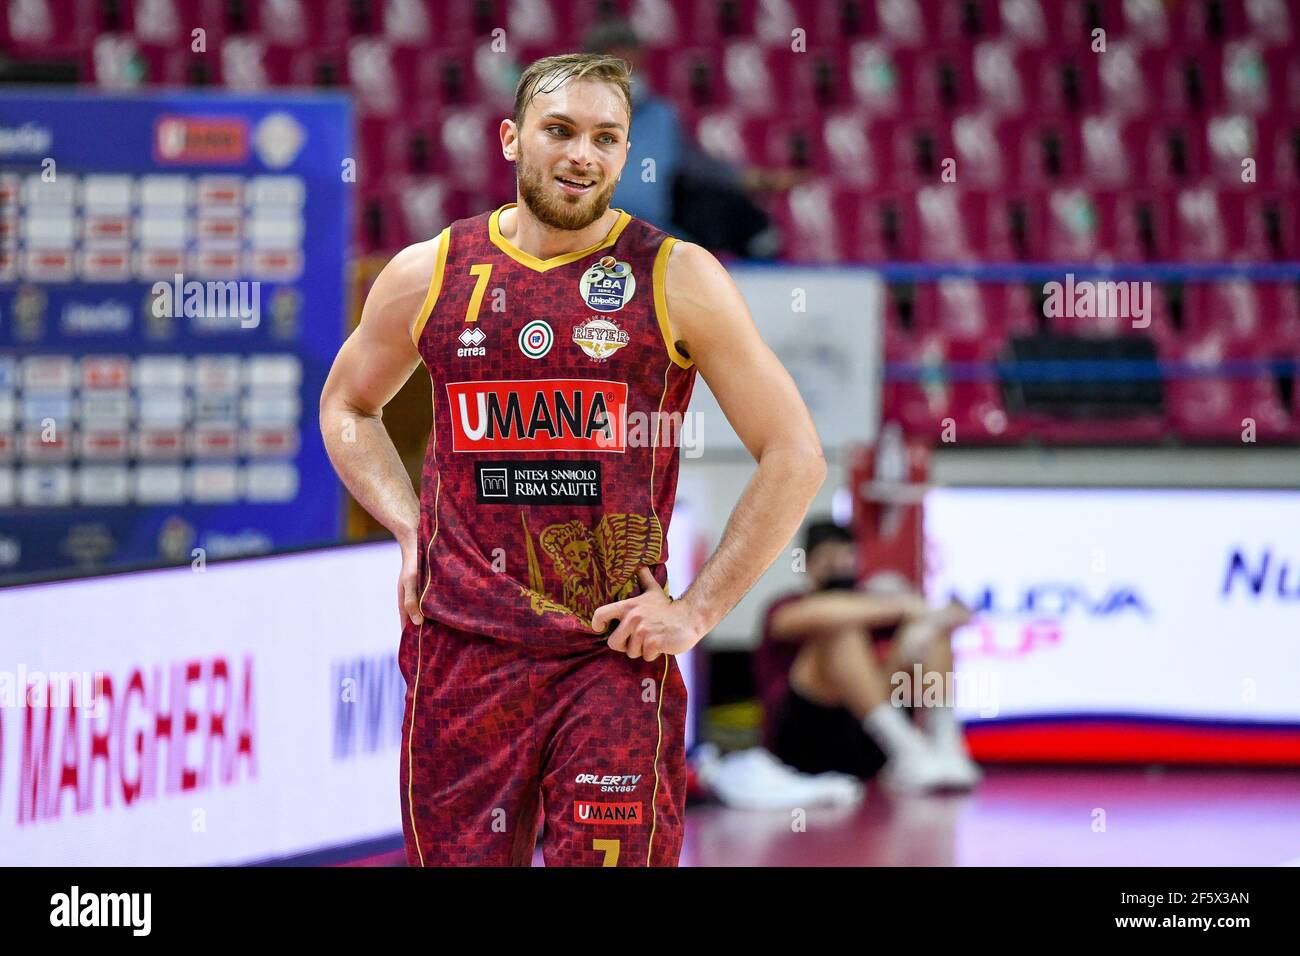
left=398, top=616, right=688, bottom=867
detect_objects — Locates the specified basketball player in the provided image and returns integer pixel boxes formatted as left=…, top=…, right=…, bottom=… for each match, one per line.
left=320, top=54, right=825, bottom=866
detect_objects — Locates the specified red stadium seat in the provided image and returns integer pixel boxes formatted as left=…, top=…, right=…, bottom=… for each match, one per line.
left=2, top=0, right=85, bottom=56
left=950, top=112, right=1018, bottom=188
left=797, top=0, right=879, bottom=42
left=914, top=187, right=981, bottom=262
left=847, top=42, right=920, bottom=116
left=786, top=47, right=858, bottom=112
left=914, top=44, right=979, bottom=115
left=929, top=279, right=1036, bottom=342
left=434, top=0, right=507, bottom=44
left=882, top=330, right=1027, bottom=444
left=689, top=109, right=768, bottom=169
left=378, top=0, right=442, bottom=48
left=856, top=192, right=920, bottom=261
left=1171, top=185, right=1242, bottom=261
left=984, top=190, right=1044, bottom=261
left=1257, top=115, right=1298, bottom=184
left=1174, top=0, right=1253, bottom=45
left=1040, top=186, right=1108, bottom=262
left=889, top=120, right=955, bottom=190
left=436, top=109, right=502, bottom=193
left=1097, top=43, right=1179, bottom=116
left=875, top=0, right=936, bottom=45
left=1164, top=333, right=1296, bottom=441
left=757, top=116, right=830, bottom=174
left=1120, top=0, right=1174, bottom=46
left=1080, top=112, right=1147, bottom=186
left=972, top=40, right=1037, bottom=115
left=717, top=41, right=786, bottom=114
left=821, top=111, right=889, bottom=189
left=767, top=180, right=860, bottom=263
left=882, top=330, right=950, bottom=438
left=1245, top=0, right=1296, bottom=46
left=1194, top=281, right=1300, bottom=346
left=662, top=47, right=730, bottom=112
left=944, top=337, right=1026, bottom=444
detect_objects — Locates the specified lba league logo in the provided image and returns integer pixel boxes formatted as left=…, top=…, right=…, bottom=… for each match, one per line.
left=579, top=256, right=635, bottom=312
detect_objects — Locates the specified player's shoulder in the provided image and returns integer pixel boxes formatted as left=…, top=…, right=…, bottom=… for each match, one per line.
left=659, top=236, right=740, bottom=308
left=661, top=238, right=715, bottom=272
left=359, top=235, right=448, bottom=346
left=371, top=233, right=446, bottom=306
left=609, top=210, right=677, bottom=251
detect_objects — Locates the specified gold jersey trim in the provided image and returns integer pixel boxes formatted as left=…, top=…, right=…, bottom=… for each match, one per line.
left=488, top=202, right=631, bottom=272
left=410, top=226, right=451, bottom=347
left=652, top=237, right=693, bottom=369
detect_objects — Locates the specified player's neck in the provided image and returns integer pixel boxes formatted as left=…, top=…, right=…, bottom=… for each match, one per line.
left=499, top=202, right=620, bottom=260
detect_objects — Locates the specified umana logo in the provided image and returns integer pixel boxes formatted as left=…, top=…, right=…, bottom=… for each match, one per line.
left=446, top=379, right=629, bottom=453
left=574, top=801, right=643, bottom=825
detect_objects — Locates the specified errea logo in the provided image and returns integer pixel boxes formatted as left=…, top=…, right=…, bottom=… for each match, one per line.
left=457, top=326, right=486, bottom=357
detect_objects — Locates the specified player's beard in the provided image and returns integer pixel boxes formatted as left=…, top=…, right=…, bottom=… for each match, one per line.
left=515, top=139, right=620, bottom=232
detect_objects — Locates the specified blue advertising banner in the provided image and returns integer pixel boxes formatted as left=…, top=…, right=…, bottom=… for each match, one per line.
left=0, top=91, right=351, bottom=582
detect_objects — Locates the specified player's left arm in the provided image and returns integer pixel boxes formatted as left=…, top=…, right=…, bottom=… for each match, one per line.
left=593, top=241, right=827, bottom=661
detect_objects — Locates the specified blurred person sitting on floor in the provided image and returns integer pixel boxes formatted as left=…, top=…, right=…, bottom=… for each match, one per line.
left=754, top=518, right=982, bottom=793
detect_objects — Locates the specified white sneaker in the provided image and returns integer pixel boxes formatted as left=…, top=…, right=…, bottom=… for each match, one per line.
left=932, top=747, right=983, bottom=789
left=697, top=746, right=866, bottom=810
left=879, top=745, right=953, bottom=795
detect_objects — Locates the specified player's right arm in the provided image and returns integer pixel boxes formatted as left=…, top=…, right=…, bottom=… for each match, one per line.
left=768, top=592, right=931, bottom=642
left=319, top=235, right=443, bottom=627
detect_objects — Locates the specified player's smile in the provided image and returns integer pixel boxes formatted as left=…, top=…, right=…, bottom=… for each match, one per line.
left=555, top=173, right=597, bottom=196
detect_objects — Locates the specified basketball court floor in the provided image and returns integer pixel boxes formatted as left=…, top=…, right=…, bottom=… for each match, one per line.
left=325, top=767, right=1300, bottom=867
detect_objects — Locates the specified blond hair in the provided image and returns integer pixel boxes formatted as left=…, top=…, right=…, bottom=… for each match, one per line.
left=513, top=53, right=633, bottom=132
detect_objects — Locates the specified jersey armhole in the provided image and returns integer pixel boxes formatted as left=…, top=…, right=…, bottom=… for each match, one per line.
left=410, top=226, right=452, bottom=347
left=652, top=236, right=694, bottom=370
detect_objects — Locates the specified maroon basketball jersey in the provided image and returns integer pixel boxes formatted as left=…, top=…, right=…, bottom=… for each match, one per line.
left=409, top=203, right=697, bottom=646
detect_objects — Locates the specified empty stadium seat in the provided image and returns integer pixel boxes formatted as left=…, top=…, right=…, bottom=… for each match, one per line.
left=12, top=0, right=1295, bottom=448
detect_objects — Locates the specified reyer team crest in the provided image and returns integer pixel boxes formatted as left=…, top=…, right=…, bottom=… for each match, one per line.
left=572, top=316, right=630, bottom=361
left=579, top=256, right=636, bottom=312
